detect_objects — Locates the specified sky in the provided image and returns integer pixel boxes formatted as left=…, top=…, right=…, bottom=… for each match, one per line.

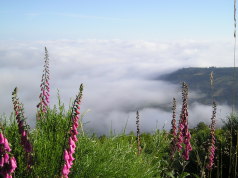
left=0, top=1, right=235, bottom=134
left=0, top=0, right=234, bottom=41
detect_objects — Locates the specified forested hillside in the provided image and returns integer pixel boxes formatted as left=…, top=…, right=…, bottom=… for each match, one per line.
left=160, top=67, right=238, bottom=105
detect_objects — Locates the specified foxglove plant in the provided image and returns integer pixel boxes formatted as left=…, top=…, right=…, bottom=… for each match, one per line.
left=37, top=47, right=50, bottom=117
left=136, top=110, right=142, bottom=155
left=176, top=82, right=192, bottom=160
left=170, top=98, right=177, bottom=159
left=12, top=87, right=33, bottom=169
left=0, top=132, right=17, bottom=178
left=61, top=84, right=83, bottom=178
left=206, top=102, right=216, bottom=170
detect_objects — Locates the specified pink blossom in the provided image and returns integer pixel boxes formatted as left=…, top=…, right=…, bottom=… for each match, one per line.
left=74, top=107, right=80, bottom=114
left=66, top=160, right=72, bottom=169
left=9, top=157, right=17, bottom=173
left=62, top=164, right=70, bottom=176
left=4, top=138, right=11, bottom=152
left=4, top=153, right=9, bottom=163
left=0, top=132, right=17, bottom=177
left=0, top=156, right=4, bottom=167
left=3, top=173, right=12, bottom=178
left=69, top=137, right=76, bottom=149
left=61, top=84, right=83, bottom=178
left=68, top=152, right=75, bottom=162
left=64, top=150, right=69, bottom=161
left=72, top=135, right=78, bottom=142
left=0, top=133, right=4, bottom=144
left=176, top=83, right=192, bottom=160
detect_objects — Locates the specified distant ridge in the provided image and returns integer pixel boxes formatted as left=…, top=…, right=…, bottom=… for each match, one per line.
left=159, top=67, right=238, bottom=105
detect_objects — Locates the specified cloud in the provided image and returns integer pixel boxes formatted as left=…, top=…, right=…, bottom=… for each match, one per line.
left=188, top=102, right=231, bottom=128
left=0, top=39, right=233, bottom=134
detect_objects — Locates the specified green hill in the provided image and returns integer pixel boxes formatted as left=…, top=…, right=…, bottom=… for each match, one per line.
left=159, top=67, right=238, bottom=105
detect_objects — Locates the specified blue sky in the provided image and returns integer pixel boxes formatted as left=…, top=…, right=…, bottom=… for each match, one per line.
left=0, top=0, right=234, bottom=41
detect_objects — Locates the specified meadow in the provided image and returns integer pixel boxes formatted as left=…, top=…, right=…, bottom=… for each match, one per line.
left=0, top=48, right=238, bottom=178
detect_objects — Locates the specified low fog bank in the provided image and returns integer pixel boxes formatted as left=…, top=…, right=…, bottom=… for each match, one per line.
left=82, top=100, right=232, bottom=136
left=0, top=40, right=234, bottom=134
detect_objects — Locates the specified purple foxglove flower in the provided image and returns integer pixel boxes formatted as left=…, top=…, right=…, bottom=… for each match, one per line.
left=21, top=130, right=26, bottom=137
left=66, top=160, right=72, bottom=169
left=61, top=84, right=83, bottom=178
left=72, top=135, right=78, bottom=142
left=9, top=157, right=17, bottom=173
left=75, top=109, right=80, bottom=115
left=0, top=132, right=17, bottom=177
left=6, top=174, right=12, bottom=178
left=69, top=137, right=76, bottom=148
left=3, top=138, right=11, bottom=152
left=62, top=164, right=70, bottom=176
left=68, top=152, right=75, bottom=162
left=4, top=153, right=9, bottom=163
left=37, top=47, right=50, bottom=116
left=176, top=83, right=192, bottom=160
left=0, top=133, right=4, bottom=144
left=206, top=102, right=216, bottom=170
left=64, top=150, right=69, bottom=161
left=69, top=145, right=75, bottom=153
left=12, top=88, right=33, bottom=169
left=0, top=157, right=4, bottom=167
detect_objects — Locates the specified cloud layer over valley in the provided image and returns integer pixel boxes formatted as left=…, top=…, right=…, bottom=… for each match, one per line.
left=0, top=40, right=233, bottom=134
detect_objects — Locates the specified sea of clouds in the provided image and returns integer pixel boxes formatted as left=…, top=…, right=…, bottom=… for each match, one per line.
left=0, top=39, right=233, bottom=134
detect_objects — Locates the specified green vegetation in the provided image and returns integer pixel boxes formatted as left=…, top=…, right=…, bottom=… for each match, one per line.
left=1, top=108, right=238, bottom=177
left=0, top=107, right=169, bottom=178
